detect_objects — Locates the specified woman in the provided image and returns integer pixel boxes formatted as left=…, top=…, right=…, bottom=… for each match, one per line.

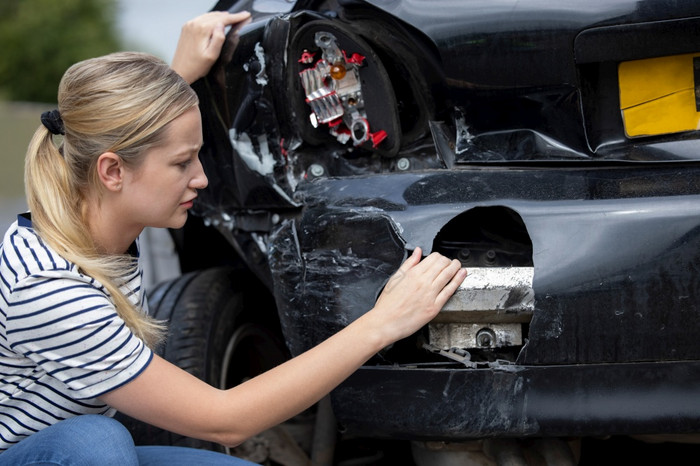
left=0, top=11, right=466, bottom=466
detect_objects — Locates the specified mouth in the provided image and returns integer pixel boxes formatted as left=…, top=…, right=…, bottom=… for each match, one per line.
left=180, top=197, right=197, bottom=208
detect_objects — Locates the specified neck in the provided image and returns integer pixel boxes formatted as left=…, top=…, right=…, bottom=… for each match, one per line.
left=85, top=195, right=141, bottom=255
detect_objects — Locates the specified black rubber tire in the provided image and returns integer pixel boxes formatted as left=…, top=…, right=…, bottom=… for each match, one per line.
left=118, top=266, right=288, bottom=452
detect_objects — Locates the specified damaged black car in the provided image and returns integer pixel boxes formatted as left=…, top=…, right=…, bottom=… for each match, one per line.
left=124, top=0, right=700, bottom=464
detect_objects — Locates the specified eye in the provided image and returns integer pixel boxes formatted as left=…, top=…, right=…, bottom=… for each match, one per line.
left=177, top=159, right=192, bottom=169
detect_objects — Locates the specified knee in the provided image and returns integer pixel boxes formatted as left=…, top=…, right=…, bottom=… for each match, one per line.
left=0, top=415, right=138, bottom=466
left=75, top=414, right=133, bottom=442
left=60, top=415, right=139, bottom=465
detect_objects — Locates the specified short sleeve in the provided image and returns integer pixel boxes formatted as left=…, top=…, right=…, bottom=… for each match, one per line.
left=5, top=273, right=153, bottom=399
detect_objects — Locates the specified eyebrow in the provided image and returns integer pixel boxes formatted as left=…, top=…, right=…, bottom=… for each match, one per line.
left=171, top=143, right=203, bottom=159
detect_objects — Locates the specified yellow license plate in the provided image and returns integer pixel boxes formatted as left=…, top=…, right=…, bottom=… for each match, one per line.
left=619, top=53, right=700, bottom=138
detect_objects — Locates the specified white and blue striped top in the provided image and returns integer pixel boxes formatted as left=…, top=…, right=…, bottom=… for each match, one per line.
left=0, top=214, right=153, bottom=452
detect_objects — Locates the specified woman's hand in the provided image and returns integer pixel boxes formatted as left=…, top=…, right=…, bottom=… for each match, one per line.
left=171, top=11, right=252, bottom=84
left=367, top=247, right=466, bottom=346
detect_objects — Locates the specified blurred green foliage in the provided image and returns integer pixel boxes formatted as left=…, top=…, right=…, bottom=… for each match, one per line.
left=0, top=0, right=122, bottom=103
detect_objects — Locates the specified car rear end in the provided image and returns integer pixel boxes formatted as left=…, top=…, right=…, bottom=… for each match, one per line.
left=189, top=0, right=700, bottom=462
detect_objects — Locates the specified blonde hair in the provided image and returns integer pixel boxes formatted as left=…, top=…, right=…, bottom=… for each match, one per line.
left=24, top=52, right=199, bottom=348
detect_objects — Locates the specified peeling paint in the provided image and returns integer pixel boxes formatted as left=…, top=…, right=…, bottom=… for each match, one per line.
left=253, top=42, right=268, bottom=86
left=229, top=129, right=276, bottom=175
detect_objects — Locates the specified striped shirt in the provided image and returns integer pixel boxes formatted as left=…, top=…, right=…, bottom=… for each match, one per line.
left=0, top=214, right=153, bottom=452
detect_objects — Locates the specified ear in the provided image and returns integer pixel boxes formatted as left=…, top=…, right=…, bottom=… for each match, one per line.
left=96, top=152, right=124, bottom=192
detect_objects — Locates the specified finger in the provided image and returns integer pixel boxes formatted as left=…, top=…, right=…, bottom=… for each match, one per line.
left=189, top=12, right=250, bottom=34
left=397, top=247, right=422, bottom=273
left=207, top=12, right=251, bottom=48
left=205, top=23, right=227, bottom=53
left=433, top=258, right=463, bottom=288
left=420, top=256, right=461, bottom=295
left=415, top=252, right=453, bottom=279
left=225, top=11, right=252, bottom=25
left=420, top=251, right=450, bottom=268
left=206, top=11, right=251, bottom=27
left=434, top=266, right=468, bottom=307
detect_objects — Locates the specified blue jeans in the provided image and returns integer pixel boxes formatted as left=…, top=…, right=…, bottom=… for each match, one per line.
left=0, top=415, right=259, bottom=465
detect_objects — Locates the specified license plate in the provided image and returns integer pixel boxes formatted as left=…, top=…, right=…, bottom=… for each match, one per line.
left=619, top=53, right=700, bottom=138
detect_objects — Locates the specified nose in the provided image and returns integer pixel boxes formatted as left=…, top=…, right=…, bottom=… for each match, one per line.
left=191, top=158, right=209, bottom=190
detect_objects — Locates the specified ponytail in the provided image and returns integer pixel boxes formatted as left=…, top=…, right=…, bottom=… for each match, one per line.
left=23, top=52, right=199, bottom=348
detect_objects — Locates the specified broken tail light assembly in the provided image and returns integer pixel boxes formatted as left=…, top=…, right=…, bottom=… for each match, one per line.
left=298, top=31, right=388, bottom=150
left=289, top=20, right=402, bottom=161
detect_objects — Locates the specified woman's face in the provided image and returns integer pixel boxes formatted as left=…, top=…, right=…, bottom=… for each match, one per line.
left=120, top=106, right=208, bottom=230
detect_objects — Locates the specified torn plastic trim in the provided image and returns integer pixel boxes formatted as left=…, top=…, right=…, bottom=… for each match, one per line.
left=331, top=360, right=700, bottom=439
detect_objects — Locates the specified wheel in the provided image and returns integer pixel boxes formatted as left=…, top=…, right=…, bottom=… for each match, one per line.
left=118, top=267, right=292, bottom=457
left=220, top=322, right=318, bottom=465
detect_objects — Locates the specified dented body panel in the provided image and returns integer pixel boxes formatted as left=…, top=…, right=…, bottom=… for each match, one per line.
left=270, top=167, right=700, bottom=365
left=181, top=0, right=700, bottom=440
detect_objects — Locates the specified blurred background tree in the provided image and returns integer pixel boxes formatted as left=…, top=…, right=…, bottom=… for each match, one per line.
left=0, top=0, right=122, bottom=103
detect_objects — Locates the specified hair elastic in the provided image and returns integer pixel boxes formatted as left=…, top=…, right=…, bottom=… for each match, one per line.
left=40, top=109, right=65, bottom=136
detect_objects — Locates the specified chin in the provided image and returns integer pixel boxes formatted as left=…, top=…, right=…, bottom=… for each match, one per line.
left=167, top=213, right=188, bottom=230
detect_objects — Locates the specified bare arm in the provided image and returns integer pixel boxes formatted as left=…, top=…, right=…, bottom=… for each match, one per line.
left=171, top=11, right=252, bottom=84
left=101, top=248, right=466, bottom=447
